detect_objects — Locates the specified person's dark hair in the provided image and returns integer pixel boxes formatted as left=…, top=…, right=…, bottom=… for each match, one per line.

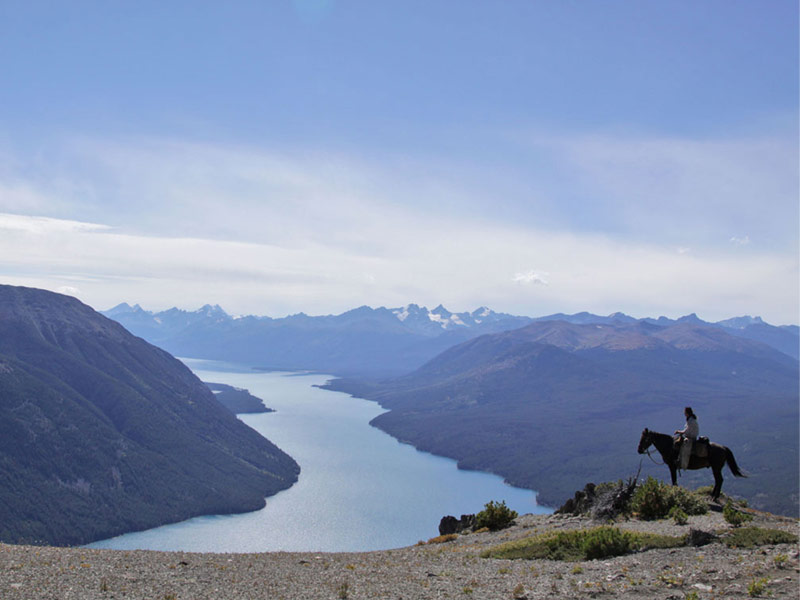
left=684, top=406, right=696, bottom=418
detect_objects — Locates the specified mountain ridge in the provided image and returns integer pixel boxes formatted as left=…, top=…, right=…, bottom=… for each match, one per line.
left=103, top=302, right=798, bottom=378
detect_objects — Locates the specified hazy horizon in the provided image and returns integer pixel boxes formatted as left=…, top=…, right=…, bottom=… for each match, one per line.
left=1, top=2, right=797, bottom=324
left=103, top=297, right=796, bottom=328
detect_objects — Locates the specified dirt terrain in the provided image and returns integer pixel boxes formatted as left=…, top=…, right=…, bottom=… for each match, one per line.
left=0, top=509, right=797, bottom=599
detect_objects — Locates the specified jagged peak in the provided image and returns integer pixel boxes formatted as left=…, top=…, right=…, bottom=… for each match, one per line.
left=198, top=304, right=229, bottom=317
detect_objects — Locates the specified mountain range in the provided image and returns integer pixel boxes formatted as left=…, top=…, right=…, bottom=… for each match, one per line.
left=0, top=285, right=299, bottom=546
left=323, top=319, right=799, bottom=516
left=104, top=303, right=798, bottom=377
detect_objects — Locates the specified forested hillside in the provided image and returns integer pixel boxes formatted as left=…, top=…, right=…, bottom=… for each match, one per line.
left=0, top=285, right=299, bottom=546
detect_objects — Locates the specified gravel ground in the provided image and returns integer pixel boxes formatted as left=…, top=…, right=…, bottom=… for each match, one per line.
left=1, top=510, right=797, bottom=599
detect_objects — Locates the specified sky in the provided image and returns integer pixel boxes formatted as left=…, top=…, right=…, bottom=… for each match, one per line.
left=0, top=1, right=797, bottom=324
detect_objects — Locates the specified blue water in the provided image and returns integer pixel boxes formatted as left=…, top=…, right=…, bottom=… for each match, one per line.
left=89, top=359, right=550, bottom=552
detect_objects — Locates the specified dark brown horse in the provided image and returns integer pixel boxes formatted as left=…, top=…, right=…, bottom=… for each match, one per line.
left=637, top=428, right=746, bottom=501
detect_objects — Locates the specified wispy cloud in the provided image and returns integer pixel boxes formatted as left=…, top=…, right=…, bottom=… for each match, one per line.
left=0, top=134, right=796, bottom=323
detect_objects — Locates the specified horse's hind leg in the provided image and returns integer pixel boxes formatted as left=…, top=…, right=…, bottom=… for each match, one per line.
left=711, top=466, right=723, bottom=501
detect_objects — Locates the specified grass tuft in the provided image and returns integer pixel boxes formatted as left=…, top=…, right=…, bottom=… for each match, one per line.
left=426, top=534, right=459, bottom=544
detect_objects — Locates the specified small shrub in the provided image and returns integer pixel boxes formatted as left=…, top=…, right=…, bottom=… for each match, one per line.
left=669, top=506, right=688, bottom=525
left=773, top=554, right=788, bottom=569
left=631, top=477, right=671, bottom=519
left=512, top=583, right=526, bottom=598
left=631, top=477, right=707, bottom=520
left=724, top=527, right=798, bottom=549
left=475, top=500, right=518, bottom=531
left=747, top=577, right=769, bottom=597
left=723, top=500, right=754, bottom=527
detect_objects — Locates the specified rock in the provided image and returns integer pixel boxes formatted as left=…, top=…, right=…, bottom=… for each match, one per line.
left=556, top=483, right=596, bottom=515
left=687, top=529, right=719, bottom=547
left=439, top=516, right=459, bottom=535
left=438, top=514, right=476, bottom=535
left=693, top=583, right=713, bottom=591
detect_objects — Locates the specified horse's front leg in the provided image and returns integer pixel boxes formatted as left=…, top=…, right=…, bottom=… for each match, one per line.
left=669, top=463, right=678, bottom=485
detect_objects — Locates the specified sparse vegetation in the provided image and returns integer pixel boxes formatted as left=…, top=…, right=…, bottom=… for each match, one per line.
left=337, top=581, right=350, bottom=599
left=481, top=526, right=684, bottom=561
left=773, top=553, right=788, bottom=569
left=747, top=576, right=769, bottom=597
left=631, top=476, right=707, bottom=520
left=724, top=527, right=797, bottom=549
left=475, top=500, right=518, bottom=532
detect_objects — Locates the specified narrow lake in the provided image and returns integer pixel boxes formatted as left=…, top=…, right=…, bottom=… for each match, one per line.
left=89, top=359, right=550, bottom=553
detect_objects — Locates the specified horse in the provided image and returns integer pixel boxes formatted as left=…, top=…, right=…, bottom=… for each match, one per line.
left=637, top=428, right=746, bottom=501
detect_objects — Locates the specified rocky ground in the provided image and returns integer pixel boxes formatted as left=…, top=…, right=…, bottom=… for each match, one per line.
left=0, top=509, right=797, bottom=599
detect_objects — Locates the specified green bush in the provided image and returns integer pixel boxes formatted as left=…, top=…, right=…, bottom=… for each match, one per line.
left=631, top=477, right=707, bottom=520
left=475, top=500, right=518, bottom=531
left=481, top=526, right=684, bottom=561
left=723, top=500, right=754, bottom=527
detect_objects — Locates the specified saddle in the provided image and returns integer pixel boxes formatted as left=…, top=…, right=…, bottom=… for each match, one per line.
left=673, top=435, right=710, bottom=458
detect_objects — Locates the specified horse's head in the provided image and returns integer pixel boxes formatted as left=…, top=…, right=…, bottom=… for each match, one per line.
left=637, top=428, right=653, bottom=454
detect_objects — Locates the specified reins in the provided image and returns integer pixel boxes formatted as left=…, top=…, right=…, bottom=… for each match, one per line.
left=644, top=447, right=666, bottom=466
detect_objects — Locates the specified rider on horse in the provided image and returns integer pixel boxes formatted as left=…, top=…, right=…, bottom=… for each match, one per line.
left=675, top=406, right=698, bottom=470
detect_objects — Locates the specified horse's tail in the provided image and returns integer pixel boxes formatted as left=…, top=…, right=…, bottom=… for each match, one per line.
left=725, top=447, right=746, bottom=478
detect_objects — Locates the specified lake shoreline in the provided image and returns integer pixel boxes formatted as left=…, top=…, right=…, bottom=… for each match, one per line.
left=89, top=366, right=548, bottom=553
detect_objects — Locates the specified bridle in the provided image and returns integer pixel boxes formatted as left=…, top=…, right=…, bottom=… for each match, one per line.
left=640, top=433, right=667, bottom=466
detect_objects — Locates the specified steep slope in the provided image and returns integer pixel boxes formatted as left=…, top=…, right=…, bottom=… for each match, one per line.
left=0, top=285, right=299, bottom=546
left=325, top=320, right=798, bottom=515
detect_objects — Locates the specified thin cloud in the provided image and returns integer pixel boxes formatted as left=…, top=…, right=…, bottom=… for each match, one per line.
left=0, top=213, right=109, bottom=234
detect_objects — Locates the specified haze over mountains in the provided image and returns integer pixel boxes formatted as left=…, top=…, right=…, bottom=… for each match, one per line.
left=104, top=302, right=798, bottom=377
left=103, top=299, right=799, bottom=515
left=0, top=286, right=299, bottom=546
left=325, top=319, right=799, bottom=516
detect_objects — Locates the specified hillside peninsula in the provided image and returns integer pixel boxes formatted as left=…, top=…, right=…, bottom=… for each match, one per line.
left=0, top=509, right=796, bottom=599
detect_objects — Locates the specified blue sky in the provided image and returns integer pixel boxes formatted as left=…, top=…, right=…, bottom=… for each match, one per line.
left=0, top=1, right=797, bottom=323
